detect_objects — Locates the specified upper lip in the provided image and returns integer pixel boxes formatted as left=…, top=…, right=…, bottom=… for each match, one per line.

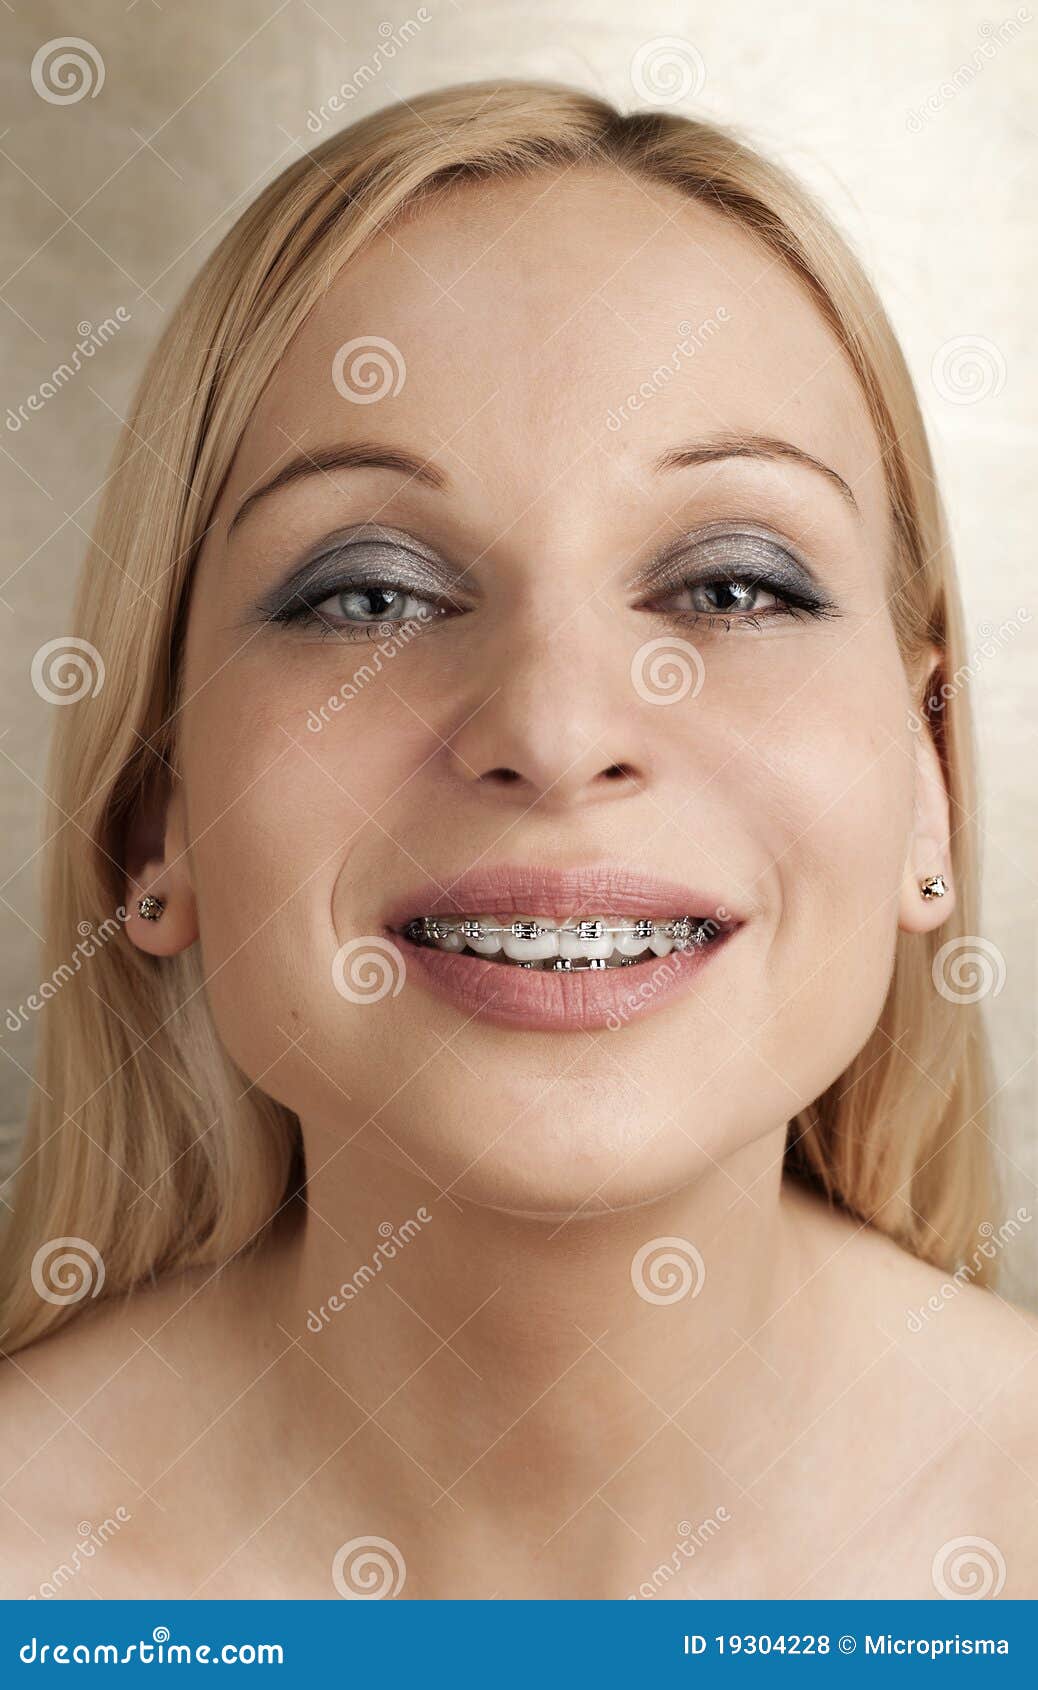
left=385, top=863, right=749, bottom=929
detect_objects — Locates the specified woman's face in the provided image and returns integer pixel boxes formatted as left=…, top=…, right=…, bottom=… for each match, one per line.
left=166, top=167, right=948, bottom=1214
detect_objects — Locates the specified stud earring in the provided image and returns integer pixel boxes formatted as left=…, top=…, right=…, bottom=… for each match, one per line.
left=137, top=895, right=165, bottom=921
left=919, top=874, right=947, bottom=900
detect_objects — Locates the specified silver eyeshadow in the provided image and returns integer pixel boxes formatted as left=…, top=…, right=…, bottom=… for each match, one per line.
left=633, top=520, right=830, bottom=606
left=255, top=525, right=464, bottom=622
left=252, top=518, right=837, bottom=625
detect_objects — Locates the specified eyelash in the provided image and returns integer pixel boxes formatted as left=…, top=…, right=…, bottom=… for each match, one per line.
left=267, top=589, right=449, bottom=639
left=262, top=546, right=837, bottom=639
left=638, top=574, right=836, bottom=633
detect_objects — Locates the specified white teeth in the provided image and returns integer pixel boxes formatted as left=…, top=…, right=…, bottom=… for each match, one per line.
left=501, top=917, right=558, bottom=962
left=465, top=928, right=503, bottom=956
left=405, top=913, right=717, bottom=967
left=613, top=918, right=650, bottom=958
left=558, top=918, right=613, bottom=961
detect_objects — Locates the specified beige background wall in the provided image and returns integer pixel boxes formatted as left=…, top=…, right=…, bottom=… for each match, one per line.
left=1, top=0, right=1035, bottom=1299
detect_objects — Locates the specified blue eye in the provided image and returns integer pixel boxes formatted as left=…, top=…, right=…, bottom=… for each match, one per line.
left=311, top=584, right=441, bottom=628
left=637, top=526, right=839, bottom=631
left=649, top=575, right=820, bottom=627
left=663, top=578, right=781, bottom=617
left=258, top=530, right=460, bottom=638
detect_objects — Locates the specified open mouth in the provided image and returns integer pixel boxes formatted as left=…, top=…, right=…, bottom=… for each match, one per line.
left=398, top=913, right=731, bottom=970
left=384, top=867, right=745, bottom=1030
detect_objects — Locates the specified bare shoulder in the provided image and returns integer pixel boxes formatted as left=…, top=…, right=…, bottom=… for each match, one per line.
left=0, top=1259, right=226, bottom=1404
left=784, top=1175, right=1038, bottom=1352
left=0, top=1261, right=244, bottom=1596
left=804, top=1179, right=1037, bottom=1381
left=784, top=1177, right=1038, bottom=1587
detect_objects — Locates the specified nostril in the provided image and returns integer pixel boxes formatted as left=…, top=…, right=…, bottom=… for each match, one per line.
left=473, top=762, right=639, bottom=791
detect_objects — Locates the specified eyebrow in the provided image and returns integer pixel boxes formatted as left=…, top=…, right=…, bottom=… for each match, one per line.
left=652, top=433, right=859, bottom=512
left=228, top=442, right=449, bottom=534
left=229, top=428, right=859, bottom=537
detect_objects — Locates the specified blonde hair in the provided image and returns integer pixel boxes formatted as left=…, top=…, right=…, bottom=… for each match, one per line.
left=1, top=79, right=996, bottom=1350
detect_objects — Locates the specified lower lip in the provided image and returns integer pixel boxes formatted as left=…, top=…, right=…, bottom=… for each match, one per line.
left=393, top=929, right=740, bottom=1032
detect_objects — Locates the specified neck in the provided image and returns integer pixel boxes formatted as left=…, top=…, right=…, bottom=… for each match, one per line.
left=261, top=1123, right=810, bottom=1595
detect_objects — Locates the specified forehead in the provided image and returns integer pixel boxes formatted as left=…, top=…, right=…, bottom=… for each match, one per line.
left=229, top=165, right=885, bottom=527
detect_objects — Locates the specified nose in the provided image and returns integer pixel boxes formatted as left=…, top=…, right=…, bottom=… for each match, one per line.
left=445, top=625, right=652, bottom=810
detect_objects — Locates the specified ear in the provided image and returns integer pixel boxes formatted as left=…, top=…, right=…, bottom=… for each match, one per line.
left=124, top=775, right=199, bottom=957
left=898, top=648, right=956, bottom=935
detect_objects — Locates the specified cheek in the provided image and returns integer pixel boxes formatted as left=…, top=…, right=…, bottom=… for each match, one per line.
left=176, top=645, right=433, bottom=1085
left=724, top=628, right=917, bottom=1082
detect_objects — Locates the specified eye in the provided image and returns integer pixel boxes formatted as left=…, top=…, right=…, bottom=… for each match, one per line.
left=311, top=583, right=442, bottom=629
left=656, top=577, right=786, bottom=620
left=636, top=526, right=839, bottom=631
left=257, top=528, right=465, bottom=639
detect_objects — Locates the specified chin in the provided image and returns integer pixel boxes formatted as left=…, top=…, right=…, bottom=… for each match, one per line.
left=358, top=1080, right=764, bottom=1217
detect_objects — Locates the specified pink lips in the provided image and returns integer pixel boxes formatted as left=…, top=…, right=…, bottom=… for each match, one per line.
left=384, top=864, right=745, bottom=1033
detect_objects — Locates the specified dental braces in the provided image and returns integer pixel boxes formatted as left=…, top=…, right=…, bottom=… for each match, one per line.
left=403, top=915, right=719, bottom=950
